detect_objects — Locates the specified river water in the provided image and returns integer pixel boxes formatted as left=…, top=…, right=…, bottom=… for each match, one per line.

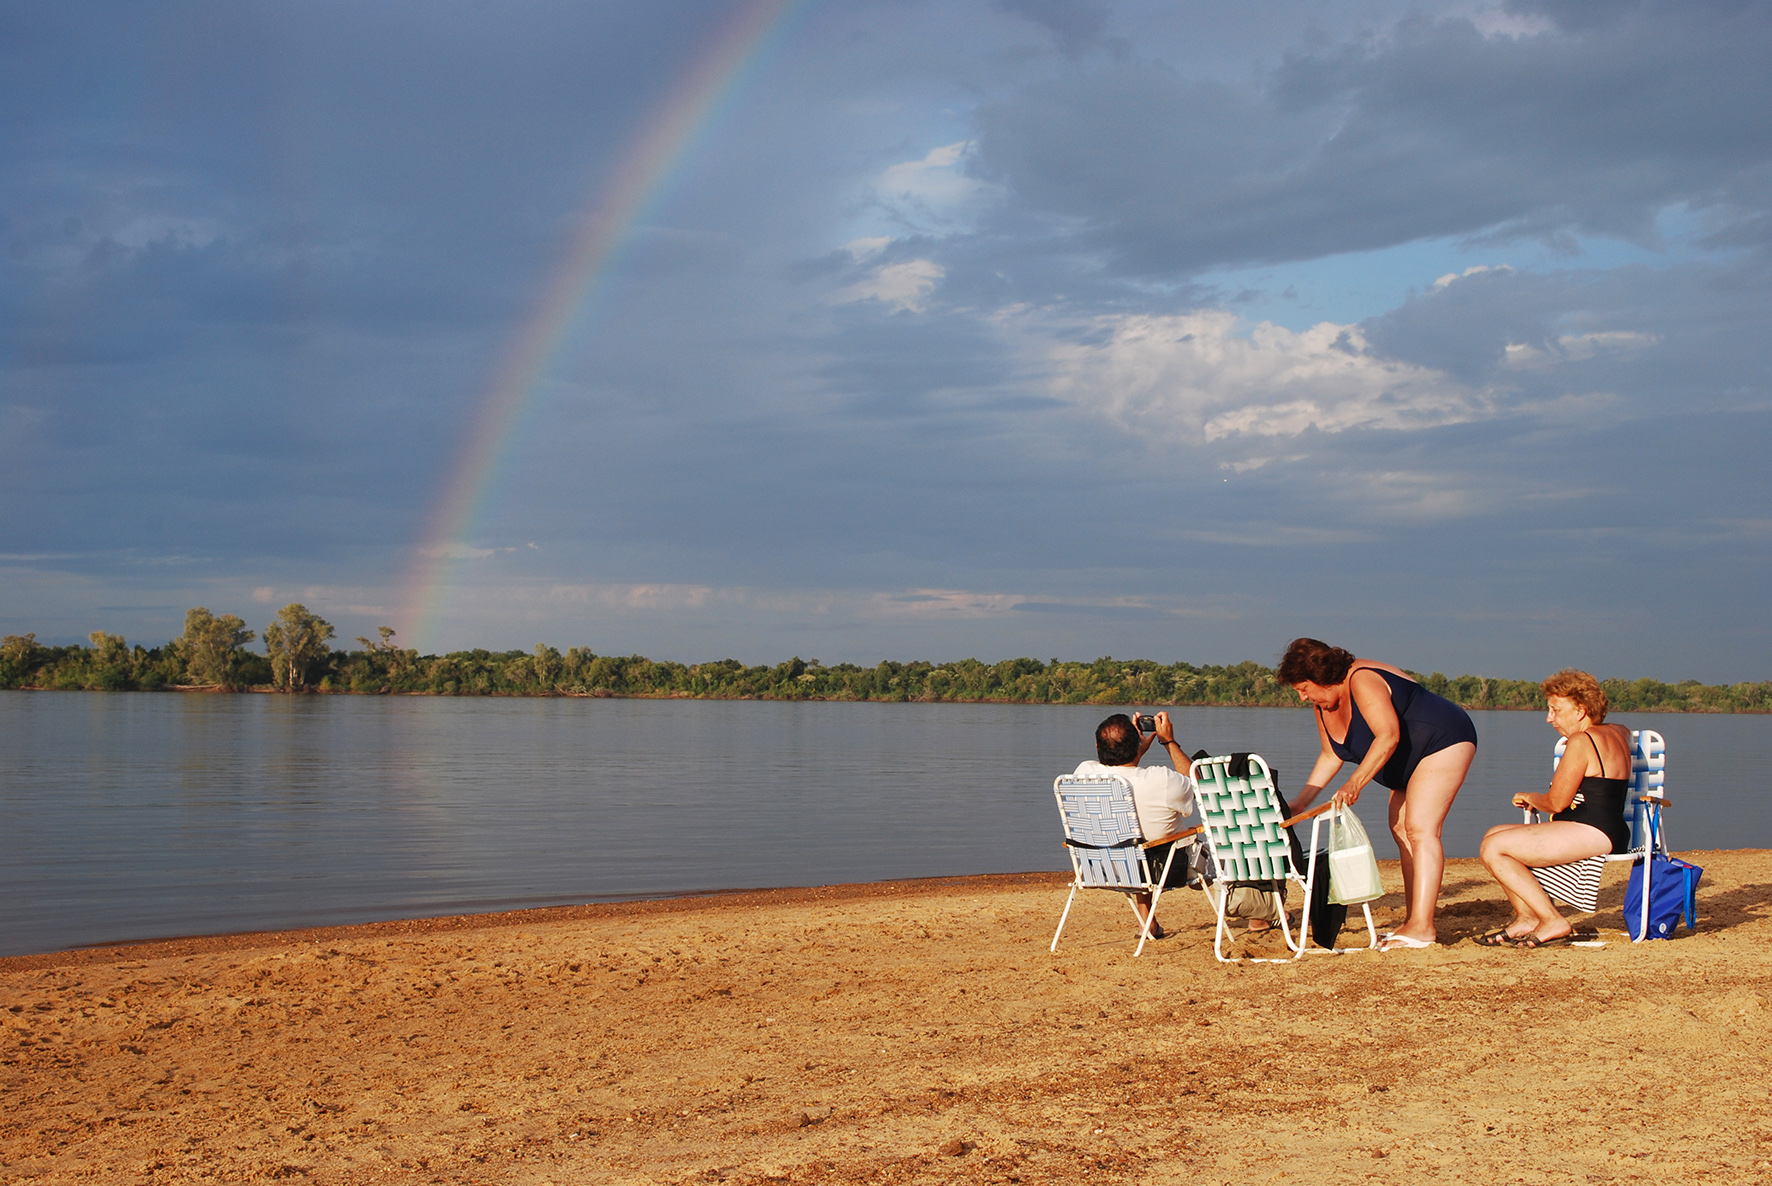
left=2, top=691, right=1764, bottom=956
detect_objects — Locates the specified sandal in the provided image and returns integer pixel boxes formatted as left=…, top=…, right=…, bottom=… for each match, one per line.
left=1475, top=929, right=1528, bottom=947
left=1515, top=932, right=1575, bottom=949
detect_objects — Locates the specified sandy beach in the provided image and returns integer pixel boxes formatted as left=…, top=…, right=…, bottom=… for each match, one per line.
left=3, top=852, right=1769, bottom=1184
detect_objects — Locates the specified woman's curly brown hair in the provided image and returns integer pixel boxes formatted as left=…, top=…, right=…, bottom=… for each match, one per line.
left=1277, top=638, right=1356, bottom=686
left=1541, top=668, right=1608, bottom=723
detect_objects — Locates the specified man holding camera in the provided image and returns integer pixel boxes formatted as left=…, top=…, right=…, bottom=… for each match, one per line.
left=1071, top=710, right=1200, bottom=939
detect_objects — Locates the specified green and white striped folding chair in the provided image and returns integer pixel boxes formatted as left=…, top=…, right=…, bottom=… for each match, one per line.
left=1050, top=775, right=1203, bottom=957
left=1191, top=753, right=1376, bottom=962
left=1527, top=729, right=1671, bottom=940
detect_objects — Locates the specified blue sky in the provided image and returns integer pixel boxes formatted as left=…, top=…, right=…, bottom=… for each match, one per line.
left=3, top=0, right=1768, bottom=681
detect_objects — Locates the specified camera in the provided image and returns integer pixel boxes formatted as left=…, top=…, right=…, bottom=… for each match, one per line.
left=1134, top=713, right=1157, bottom=733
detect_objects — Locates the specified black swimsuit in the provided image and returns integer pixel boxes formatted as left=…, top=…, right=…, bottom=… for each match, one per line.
left=1551, top=731, right=1631, bottom=854
left=1322, top=667, right=1479, bottom=792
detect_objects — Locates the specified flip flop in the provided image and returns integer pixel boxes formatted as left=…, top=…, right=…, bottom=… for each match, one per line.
left=1378, top=934, right=1434, bottom=951
left=1475, top=929, right=1529, bottom=947
left=1515, top=933, right=1575, bottom=949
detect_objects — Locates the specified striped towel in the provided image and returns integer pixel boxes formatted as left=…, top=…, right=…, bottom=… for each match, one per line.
left=1531, top=856, right=1605, bottom=914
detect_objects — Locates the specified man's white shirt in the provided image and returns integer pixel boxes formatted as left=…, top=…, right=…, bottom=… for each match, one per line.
left=1070, top=759, right=1196, bottom=841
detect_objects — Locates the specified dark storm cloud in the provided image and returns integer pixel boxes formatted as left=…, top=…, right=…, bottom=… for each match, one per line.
left=1365, top=257, right=1772, bottom=395
left=991, top=0, right=1110, bottom=56
left=2, top=1, right=1768, bottom=679
left=972, top=1, right=1772, bottom=273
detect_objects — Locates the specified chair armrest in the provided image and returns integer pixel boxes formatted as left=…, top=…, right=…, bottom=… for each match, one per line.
left=1279, top=802, right=1333, bottom=829
left=1144, top=824, right=1205, bottom=848
left=1637, top=794, right=1671, bottom=805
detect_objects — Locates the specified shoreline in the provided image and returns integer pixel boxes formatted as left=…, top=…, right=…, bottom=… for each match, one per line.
left=0, top=871, right=1068, bottom=971
left=6, top=685, right=1768, bottom=712
left=4, top=851, right=1769, bottom=1183
left=3, top=843, right=1763, bottom=968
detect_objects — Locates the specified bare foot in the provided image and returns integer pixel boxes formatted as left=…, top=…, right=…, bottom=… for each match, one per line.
left=1526, top=922, right=1574, bottom=944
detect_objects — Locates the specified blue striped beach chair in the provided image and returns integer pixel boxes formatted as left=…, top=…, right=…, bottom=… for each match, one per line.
left=1050, top=775, right=1204, bottom=957
left=1191, top=753, right=1377, bottom=962
left=1526, top=729, right=1675, bottom=940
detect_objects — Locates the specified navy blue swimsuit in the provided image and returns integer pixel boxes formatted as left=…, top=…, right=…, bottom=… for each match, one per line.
left=1322, top=667, right=1478, bottom=792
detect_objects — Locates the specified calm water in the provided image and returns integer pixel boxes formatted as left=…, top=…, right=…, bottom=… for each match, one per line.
left=2, top=691, right=1765, bottom=956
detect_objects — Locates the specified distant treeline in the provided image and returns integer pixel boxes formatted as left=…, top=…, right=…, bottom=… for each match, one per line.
left=3, top=607, right=1768, bottom=713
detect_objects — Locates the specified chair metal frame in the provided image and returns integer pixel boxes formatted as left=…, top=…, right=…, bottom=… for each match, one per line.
left=1190, top=753, right=1378, bottom=962
left=1050, top=774, right=1204, bottom=957
left=1525, top=728, right=1674, bottom=941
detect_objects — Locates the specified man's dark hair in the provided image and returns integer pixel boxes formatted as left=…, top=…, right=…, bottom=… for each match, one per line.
left=1095, top=714, right=1140, bottom=765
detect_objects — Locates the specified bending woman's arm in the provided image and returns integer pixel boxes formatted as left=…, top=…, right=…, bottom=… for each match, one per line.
left=1331, top=669, right=1400, bottom=808
left=1286, top=708, right=1346, bottom=813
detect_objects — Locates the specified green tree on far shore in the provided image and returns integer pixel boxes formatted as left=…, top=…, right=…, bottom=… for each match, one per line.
left=86, top=631, right=133, bottom=691
left=265, top=604, right=335, bottom=691
left=0, top=634, right=41, bottom=686
left=3, top=616, right=1769, bottom=712
left=175, top=607, right=257, bottom=688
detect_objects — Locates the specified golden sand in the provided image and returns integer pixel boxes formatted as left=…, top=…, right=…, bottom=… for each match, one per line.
left=3, top=852, right=1769, bottom=1184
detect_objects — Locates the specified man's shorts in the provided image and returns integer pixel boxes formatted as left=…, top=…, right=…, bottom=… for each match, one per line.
left=1144, top=839, right=1202, bottom=889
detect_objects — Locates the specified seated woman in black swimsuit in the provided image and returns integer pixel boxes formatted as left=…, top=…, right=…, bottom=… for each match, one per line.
left=1279, top=638, right=1479, bottom=951
left=1478, top=669, right=1632, bottom=948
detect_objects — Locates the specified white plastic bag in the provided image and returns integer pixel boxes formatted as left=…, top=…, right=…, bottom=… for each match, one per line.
left=1327, top=804, right=1383, bottom=905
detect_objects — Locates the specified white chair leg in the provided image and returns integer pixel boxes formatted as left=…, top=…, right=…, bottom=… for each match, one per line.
left=1134, top=889, right=1159, bottom=958
left=1635, top=856, right=1651, bottom=944
left=1359, top=903, right=1377, bottom=949
left=1051, top=884, right=1079, bottom=953
left=1212, top=884, right=1232, bottom=963
left=1274, top=888, right=1303, bottom=957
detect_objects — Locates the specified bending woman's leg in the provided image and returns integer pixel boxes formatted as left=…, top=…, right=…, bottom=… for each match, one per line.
left=1385, top=741, right=1475, bottom=946
left=1388, top=790, right=1412, bottom=929
left=1479, top=821, right=1609, bottom=942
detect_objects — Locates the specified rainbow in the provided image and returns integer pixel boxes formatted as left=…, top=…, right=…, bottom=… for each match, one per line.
left=401, top=0, right=810, bottom=651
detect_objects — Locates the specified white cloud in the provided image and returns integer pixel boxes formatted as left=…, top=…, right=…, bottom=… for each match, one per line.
left=1340, top=469, right=1491, bottom=520
left=1503, top=329, right=1660, bottom=368
left=867, top=141, right=1003, bottom=235
left=1433, top=264, right=1512, bottom=290
left=844, top=236, right=892, bottom=261
left=1048, top=310, right=1482, bottom=442
left=879, top=141, right=971, bottom=197
left=1555, top=330, right=1659, bottom=361
left=416, top=542, right=498, bottom=560
left=866, top=588, right=1023, bottom=618
left=1466, top=6, right=1556, bottom=40
left=831, top=258, right=946, bottom=313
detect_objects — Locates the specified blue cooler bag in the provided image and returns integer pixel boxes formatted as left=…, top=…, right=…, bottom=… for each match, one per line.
left=1624, top=855, right=1701, bottom=940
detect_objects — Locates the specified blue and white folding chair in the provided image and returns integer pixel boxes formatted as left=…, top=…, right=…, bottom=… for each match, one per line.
left=1526, top=729, right=1678, bottom=941
left=1050, top=775, right=1203, bottom=957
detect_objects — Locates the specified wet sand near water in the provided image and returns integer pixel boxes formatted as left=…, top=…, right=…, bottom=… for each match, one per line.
left=3, top=853, right=1770, bottom=1184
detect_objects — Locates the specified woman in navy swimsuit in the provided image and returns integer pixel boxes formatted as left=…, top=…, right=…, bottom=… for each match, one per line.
left=1279, top=638, right=1478, bottom=950
left=1477, top=669, right=1633, bottom=948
